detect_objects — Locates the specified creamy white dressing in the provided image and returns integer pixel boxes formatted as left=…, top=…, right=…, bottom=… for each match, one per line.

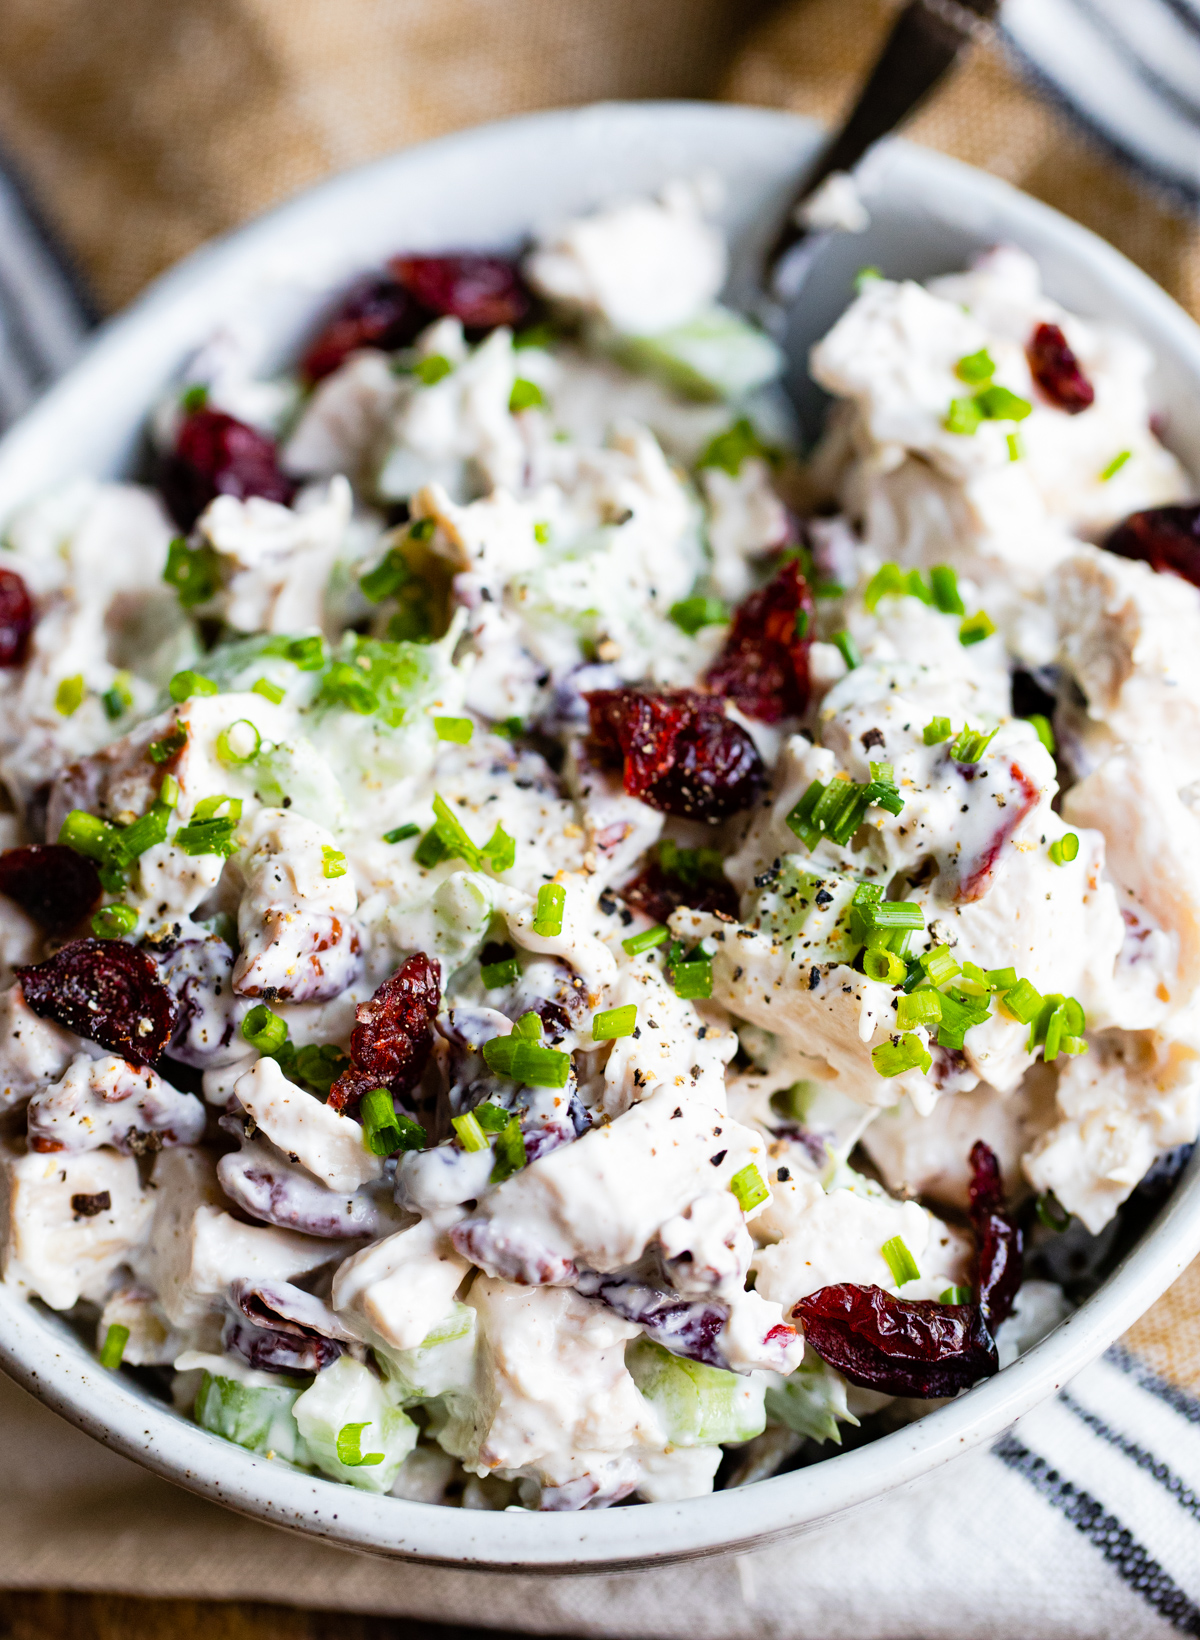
left=0, top=195, right=1191, bottom=1511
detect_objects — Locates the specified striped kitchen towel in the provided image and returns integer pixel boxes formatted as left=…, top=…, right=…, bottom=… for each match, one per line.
left=1001, top=0, right=1200, bottom=208
left=0, top=1293, right=1199, bottom=1637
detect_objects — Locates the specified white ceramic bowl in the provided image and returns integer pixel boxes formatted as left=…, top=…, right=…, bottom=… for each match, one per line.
left=1, top=101, right=1199, bottom=1573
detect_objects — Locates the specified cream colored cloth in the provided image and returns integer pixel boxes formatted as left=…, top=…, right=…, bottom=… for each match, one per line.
left=0, top=2, right=1197, bottom=1631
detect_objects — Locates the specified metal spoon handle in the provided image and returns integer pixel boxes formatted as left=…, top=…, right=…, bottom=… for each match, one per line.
left=766, top=0, right=1000, bottom=279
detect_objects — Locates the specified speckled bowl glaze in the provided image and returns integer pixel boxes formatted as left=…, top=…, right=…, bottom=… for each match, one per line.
left=1, top=102, right=1199, bottom=1572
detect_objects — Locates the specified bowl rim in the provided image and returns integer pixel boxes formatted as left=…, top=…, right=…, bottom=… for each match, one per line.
left=1, top=97, right=1199, bottom=1572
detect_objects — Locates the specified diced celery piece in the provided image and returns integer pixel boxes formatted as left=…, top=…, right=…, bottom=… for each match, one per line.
left=626, top=1337, right=765, bottom=1447
left=609, top=305, right=785, bottom=402
left=193, top=1371, right=312, bottom=1466
left=374, top=1304, right=478, bottom=1403
left=252, top=735, right=347, bottom=832
left=763, top=1358, right=859, bottom=1445
left=291, top=1355, right=418, bottom=1493
left=752, top=856, right=860, bottom=956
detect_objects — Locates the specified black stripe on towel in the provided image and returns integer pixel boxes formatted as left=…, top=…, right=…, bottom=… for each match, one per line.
left=992, top=1431, right=1200, bottom=1634
left=1106, top=1342, right=1200, bottom=1427
left=1058, top=1389, right=1200, bottom=1521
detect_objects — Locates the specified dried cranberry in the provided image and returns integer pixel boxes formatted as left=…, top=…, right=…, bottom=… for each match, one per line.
left=0, top=844, right=102, bottom=935
left=17, top=937, right=180, bottom=1065
left=300, top=276, right=426, bottom=383
left=623, top=857, right=739, bottom=924
left=585, top=688, right=765, bottom=823
left=160, top=409, right=296, bottom=531
left=0, top=569, right=33, bottom=667
left=328, top=951, right=440, bottom=1114
left=1026, top=322, right=1094, bottom=414
left=390, top=255, right=532, bottom=334
left=1106, top=503, right=1200, bottom=589
left=795, top=1282, right=998, bottom=1398
left=969, top=1139, right=1023, bottom=1331
left=705, top=558, right=814, bottom=722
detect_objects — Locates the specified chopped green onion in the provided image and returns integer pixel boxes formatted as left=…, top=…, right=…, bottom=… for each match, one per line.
left=854, top=266, right=883, bottom=291
left=976, top=384, right=1032, bottom=422
left=881, top=1234, right=920, bottom=1286
left=696, top=417, right=770, bottom=477
left=242, top=1004, right=288, bottom=1056
left=102, top=672, right=134, bottom=722
left=481, top=956, right=521, bottom=989
left=509, top=377, right=546, bottom=413
left=414, top=826, right=450, bottom=869
left=159, top=775, right=180, bottom=809
left=493, top=716, right=524, bottom=739
left=919, top=945, right=960, bottom=987
left=169, top=670, right=218, bottom=703
left=956, top=348, right=994, bottom=385
left=174, top=814, right=238, bottom=858
left=452, top=1110, right=488, bottom=1152
left=55, top=674, right=85, bottom=716
left=955, top=961, right=990, bottom=998
left=407, top=517, right=436, bottom=542
left=533, top=521, right=550, bottom=545
left=482, top=823, right=516, bottom=873
left=1026, top=713, right=1055, bottom=754
left=1007, top=431, right=1024, bottom=462
left=939, top=1285, right=971, bottom=1306
left=871, top=1033, right=933, bottom=1078
left=795, top=607, right=810, bottom=639
left=897, top=989, right=942, bottom=1030
left=480, top=1033, right=571, bottom=1088
left=181, top=383, right=208, bottom=412
left=264, top=633, right=326, bottom=671
left=321, top=845, right=347, bottom=879
left=998, top=976, right=1041, bottom=1024
left=949, top=725, right=997, bottom=764
left=623, top=924, right=669, bottom=957
left=730, top=1163, right=769, bottom=1213
left=91, top=903, right=138, bottom=939
left=414, top=354, right=453, bottom=387
left=864, top=947, right=907, bottom=984
left=512, top=1012, right=542, bottom=1039
left=1100, top=450, right=1132, bottom=482
left=251, top=677, right=285, bottom=705
left=832, top=630, right=860, bottom=670
left=935, top=987, right=991, bottom=1051
left=383, top=822, right=420, bottom=844
left=532, top=882, right=565, bottom=937
left=360, top=1087, right=426, bottom=1156
left=321, top=661, right=378, bottom=715
left=673, top=958, right=713, bottom=1001
left=669, top=596, right=728, bottom=634
left=1061, top=1035, right=1089, bottom=1057
left=490, top=1114, right=527, bottom=1183
left=110, top=801, right=172, bottom=865
left=473, top=1102, right=511, bottom=1133
left=147, top=727, right=188, bottom=765
left=1036, top=1191, right=1071, bottom=1231
left=813, top=581, right=845, bottom=600
left=192, top=794, right=242, bottom=821
left=923, top=716, right=952, bottom=746
left=358, top=547, right=410, bottom=604
left=216, top=719, right=261, bottom=764
left=1049, top=833, right=1079, bottom=866
left=944, top=396, right=983, bottom=436
left=163, top=537, right=220, bottom=609
left=592, top=1004, right=637, bottom=1041
left=985, top=966, right=1017, bottom=992
left=863, top=563, right=907, bottom=612
left=433, top=716, right=473, bottom=744
left=869, top=761, right=894, bottom=785
left=959, top=610, right=996, bottom=647
left=59, top=809, right=118, bottom=862
left=336, top=1423, right=384, bottom=1467
left=929, top=565, right=965, bottom=616
left=99, top=1323, right=129, bottom=1370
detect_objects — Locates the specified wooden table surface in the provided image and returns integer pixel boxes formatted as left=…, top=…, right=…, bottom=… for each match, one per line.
left=0, top=1593, right=551, bottom=1640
